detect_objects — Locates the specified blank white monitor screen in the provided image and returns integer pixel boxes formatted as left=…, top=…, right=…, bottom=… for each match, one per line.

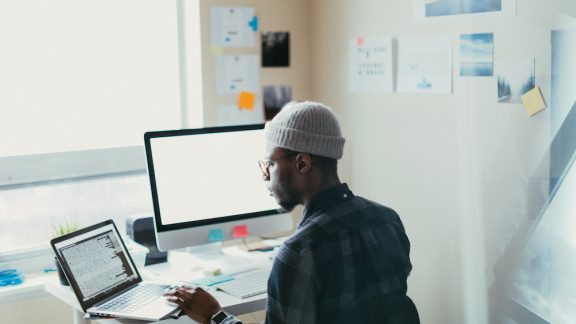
left=145, top=124, right=291, bottom=251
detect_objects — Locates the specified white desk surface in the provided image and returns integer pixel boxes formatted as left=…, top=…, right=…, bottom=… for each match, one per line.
left=44, top=243, right=279, bottom=324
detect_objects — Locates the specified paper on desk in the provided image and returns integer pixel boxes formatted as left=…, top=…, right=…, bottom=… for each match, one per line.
left=146, top=251, right=255, bottom=284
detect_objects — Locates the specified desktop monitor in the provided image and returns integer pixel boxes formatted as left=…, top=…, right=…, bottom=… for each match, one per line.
left=144, top=124, right=293, bottom=252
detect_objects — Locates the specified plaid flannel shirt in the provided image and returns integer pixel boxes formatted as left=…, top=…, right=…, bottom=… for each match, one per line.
left=264, top=183, right=412, bottom=324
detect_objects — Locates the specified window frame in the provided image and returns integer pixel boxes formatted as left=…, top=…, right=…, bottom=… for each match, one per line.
left=0, top=147, right=146, bottom=187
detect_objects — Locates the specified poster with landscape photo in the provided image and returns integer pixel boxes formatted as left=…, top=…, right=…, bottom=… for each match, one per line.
left=262, top=32, right=290, bottom=67
left=497, top=58, right=535, bottom=104
left=263, top=85, right=292, bottom=120
left=414, top=0, right=516, bottom=21
left=460, top=33, right=493, bottom=77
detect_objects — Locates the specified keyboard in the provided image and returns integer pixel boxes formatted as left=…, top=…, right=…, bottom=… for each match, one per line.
left=215, top=270, right=270, bottom=299
left=99, top=283, right=177, bottom=313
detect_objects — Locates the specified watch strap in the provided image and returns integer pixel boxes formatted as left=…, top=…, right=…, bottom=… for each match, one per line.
left=211, top=310, right=230, bottom=324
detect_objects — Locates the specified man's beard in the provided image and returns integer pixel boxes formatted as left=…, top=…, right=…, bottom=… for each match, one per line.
left=277, top=204, right=295, bottom=213
left=271, top=174, right=300, bottom=214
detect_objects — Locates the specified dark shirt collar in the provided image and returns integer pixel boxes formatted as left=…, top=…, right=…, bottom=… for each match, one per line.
left=299, top=183, right=354, bottom=228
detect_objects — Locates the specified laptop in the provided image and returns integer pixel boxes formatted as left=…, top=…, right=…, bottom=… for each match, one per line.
left=50, top=219, right=181, bottom=321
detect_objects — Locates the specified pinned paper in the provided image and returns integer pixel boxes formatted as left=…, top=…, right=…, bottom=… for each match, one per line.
left=521, top=86, right=547, bottom=117
left=211, top=46, right=223, bottom=56
left=397, top=35, right=453, bottom=94
left=208, top=229, right=224, bottom=242
left=349, top=37, right=394, bottom=93
left=232, top=225, right=249, bottom=238
left=211, top=7, right=256, bottom=47
left=217, top=104, right=264, bottom=126
left=238, top=91, right=255, bottom=110
left=214, top=55, right=259, bottom=95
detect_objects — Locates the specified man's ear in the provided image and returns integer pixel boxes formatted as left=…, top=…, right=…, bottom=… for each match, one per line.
left=295, top=153, right=312, bottom=174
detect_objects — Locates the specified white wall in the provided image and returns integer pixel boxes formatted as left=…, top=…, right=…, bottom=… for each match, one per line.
left=196, top=0, right=312, bottom=127
left=310, top=3, right=462, bottom=322
left=309, top=0, right=575, bottom=323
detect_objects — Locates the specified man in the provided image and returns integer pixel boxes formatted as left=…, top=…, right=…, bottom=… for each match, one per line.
left=166, top=101, right=414, bottom=324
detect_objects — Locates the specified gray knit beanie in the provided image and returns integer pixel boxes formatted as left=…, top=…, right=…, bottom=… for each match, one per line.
left=264, top=101, right=345, bottom=160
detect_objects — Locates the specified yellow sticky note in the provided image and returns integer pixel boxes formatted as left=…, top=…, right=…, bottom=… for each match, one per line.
left=238, top=91, right=255, bottom=111
left=211, top=46, right=223, bottom=56
left=521, top=87, right=546, bottom=117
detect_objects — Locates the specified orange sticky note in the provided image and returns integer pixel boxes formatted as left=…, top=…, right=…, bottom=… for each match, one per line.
left=238, top=91, right=255, bottom=111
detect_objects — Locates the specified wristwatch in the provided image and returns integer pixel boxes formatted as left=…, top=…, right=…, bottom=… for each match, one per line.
left=211, top=310, right=230, bottom=324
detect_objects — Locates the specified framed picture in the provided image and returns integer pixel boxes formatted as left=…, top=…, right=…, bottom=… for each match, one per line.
left=262, top=32, right=290, bottom=67
left=263, top=85, right=292, bottom=120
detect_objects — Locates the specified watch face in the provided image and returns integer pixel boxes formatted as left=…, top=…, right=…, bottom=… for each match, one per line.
left=212, top=311, right=228, bottom=324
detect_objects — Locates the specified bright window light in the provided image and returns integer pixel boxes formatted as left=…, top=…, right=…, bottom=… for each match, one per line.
left=0, top=0, right=181, bottom=158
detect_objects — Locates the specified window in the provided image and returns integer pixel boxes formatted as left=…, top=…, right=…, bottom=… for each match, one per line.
left=0, top=0, right=203, bottom=255
left=0, top=174, right=152, bottom=255
left=0, top=0, right=183, bottom=186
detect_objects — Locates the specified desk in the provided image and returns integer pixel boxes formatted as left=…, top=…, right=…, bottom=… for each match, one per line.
left=45, top=244, right=278, bottom=324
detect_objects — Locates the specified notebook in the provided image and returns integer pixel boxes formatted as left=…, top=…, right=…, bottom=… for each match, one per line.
left=50, top=219, right=180, bottom=321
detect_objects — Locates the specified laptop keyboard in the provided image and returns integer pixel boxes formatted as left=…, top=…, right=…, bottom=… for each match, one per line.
left=99, top=283, right=177, bottom=313
left=215, top=270, right=269, bottom=299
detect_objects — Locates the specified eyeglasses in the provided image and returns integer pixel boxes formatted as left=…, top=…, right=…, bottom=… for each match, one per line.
left=258, top=153, right=297, bottom=178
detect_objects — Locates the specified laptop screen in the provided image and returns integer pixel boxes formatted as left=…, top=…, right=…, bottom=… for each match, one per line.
left=53, top=221, right=141, bottom=303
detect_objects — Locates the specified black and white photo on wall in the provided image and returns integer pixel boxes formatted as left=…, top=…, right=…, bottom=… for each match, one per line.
left=262, top=32, right=290, bottom=67
left=263, top=85, right=292, bottom=120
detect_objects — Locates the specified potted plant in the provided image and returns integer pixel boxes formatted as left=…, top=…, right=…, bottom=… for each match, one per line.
left=52, top=220, right=81, bottom=286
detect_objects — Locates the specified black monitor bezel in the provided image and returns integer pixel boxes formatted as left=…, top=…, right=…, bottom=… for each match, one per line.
left=144, top=124, right=280, bottom=233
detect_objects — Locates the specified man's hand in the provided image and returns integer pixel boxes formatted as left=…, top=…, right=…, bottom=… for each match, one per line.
left=165, top=286, right=221, bottom=324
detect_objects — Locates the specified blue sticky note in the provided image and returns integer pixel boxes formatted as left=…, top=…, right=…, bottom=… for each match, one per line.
left=191, top=275, right=234, bottom=287
left=248, top=16, right=258, bottom=32
left=208, top=229, right=224, bottom=242
left=191, top=277, right=215, bottom=286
